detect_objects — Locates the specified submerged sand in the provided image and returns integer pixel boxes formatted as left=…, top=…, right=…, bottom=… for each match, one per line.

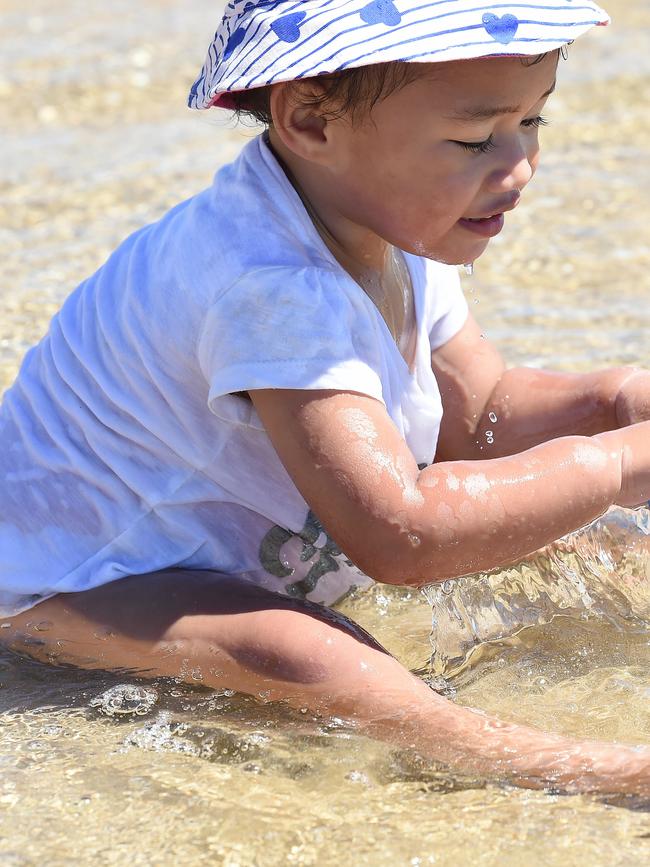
left=1, top=1, right=650, bottom=864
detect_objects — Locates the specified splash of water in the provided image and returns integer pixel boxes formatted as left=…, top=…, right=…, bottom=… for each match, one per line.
left=89, top=684, right=159, bottom=717
left=423, top=507, right=650, bottom=682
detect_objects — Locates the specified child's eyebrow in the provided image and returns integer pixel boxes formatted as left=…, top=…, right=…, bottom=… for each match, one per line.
left=447, top=81, right=556, bottom=121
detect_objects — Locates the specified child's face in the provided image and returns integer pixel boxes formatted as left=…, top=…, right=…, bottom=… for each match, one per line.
left=327, top=53, right=558, bottom=265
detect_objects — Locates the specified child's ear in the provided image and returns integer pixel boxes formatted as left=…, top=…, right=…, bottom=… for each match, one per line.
left=269, top=82, right=334, bottom=165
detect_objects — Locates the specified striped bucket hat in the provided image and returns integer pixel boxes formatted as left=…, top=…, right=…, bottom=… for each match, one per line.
left=189, top=0, right=610, bottom=110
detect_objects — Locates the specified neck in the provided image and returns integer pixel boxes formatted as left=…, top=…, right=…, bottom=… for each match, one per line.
left=265, top=130, right=415, bottom=358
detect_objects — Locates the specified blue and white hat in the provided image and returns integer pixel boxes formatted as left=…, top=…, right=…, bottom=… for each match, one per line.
left=189, top=0, right=610, bottom=110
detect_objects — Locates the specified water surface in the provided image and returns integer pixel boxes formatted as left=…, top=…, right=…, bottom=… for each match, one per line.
left=1, top=1, right=650, bottom=863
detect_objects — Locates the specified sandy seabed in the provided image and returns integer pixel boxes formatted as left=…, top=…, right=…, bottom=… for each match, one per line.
left=1, top=1, right=650, bottom=864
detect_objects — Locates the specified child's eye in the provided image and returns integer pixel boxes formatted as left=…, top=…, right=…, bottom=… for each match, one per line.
left=452, top=135, right=496, bottom=154
left=451, top=116, right=548, bottom=154
left=521, top=115, right=549, bottom=129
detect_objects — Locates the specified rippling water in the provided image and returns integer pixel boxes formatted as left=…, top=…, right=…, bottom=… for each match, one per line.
left=2, top=1, right=650, bottom=864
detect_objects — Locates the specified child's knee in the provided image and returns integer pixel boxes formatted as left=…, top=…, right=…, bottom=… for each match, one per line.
left=228, top=607, right=375, bottom=684
left=180, top=603, right=389, bottom=689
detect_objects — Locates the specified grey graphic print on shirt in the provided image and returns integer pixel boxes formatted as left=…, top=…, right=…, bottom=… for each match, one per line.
left=259, top=510, right=360, bottom=599
left=259, top=465, right=432, bottom=599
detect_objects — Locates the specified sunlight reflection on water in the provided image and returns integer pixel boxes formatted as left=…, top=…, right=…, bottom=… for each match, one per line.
left=2, top=0, right=650, bottom=863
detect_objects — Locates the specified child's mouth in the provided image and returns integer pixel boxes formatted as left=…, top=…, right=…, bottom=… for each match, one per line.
left=458, top=213, right=505, bottom=238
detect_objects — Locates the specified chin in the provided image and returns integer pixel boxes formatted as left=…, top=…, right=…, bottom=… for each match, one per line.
left=407, top=237, right=490, bottom=266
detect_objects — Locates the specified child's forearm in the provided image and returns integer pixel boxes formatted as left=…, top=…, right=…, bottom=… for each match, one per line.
left=378, top=424, right=649, bottom=587
left=451, top=366, right=639, bottom=460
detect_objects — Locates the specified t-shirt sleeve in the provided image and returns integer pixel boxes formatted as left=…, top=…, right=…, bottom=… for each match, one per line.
left=423, top=260, right=469, bottom=352
left=197, top=266, right=385, bottom=415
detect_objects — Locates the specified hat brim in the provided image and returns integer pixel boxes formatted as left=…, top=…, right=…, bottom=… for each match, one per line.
left=189, top=0, right=610, bottom=111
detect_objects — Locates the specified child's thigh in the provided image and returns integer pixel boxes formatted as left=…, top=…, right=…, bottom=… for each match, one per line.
left=0, top=570, right=389, bottom=696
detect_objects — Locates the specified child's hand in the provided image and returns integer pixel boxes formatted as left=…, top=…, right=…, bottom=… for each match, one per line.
left=596, top=421, right=650, bottom=509
left=615, top=369, right=650, bottom=427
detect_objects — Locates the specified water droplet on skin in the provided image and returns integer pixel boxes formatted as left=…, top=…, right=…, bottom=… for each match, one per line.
left=33, top=621, right=53, bottom=632
left=160, top=642, right=181, bottom=656
left=488, top=412, right=498, bottom=424
left=408, top=533, right=421, bottom=547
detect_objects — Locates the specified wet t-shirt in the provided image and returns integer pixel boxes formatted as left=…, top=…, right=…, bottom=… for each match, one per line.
left=0, top=136, right=468, bottom=617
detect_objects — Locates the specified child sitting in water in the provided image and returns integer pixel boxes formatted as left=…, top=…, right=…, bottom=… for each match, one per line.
left=2, top=0, right=650, bottom=794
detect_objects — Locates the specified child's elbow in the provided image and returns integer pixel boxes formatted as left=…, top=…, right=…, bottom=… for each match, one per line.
left=348, top=525, right=458, bottom=589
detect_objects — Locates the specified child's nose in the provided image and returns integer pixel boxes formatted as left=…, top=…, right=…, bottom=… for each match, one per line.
left=487, top=139, right=537, bottom=194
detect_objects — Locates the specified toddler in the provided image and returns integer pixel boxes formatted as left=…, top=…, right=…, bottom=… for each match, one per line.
left=2, top=0, right=650, bottom=794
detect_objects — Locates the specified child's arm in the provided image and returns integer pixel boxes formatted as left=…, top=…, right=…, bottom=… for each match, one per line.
left=433, top=313, right=650, bottom=461
left=251, top=386, right=650, bottom=587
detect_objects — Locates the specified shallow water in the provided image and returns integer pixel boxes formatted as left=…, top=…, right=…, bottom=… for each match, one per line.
left=1, top=1, right=650, bottom=864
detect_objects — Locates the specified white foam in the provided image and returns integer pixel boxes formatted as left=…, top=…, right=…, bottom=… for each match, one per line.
left=464, top=473, right=491, bottom=498
left=573, top=443, right=608, bottom=471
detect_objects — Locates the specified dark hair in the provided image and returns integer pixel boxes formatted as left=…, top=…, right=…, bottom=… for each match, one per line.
left=227, top=50, right=561, bottom=127
left=229, top=61, right=425, bottom=127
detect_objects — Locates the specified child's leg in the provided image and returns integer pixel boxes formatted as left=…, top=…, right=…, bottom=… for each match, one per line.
left=2, top=568, right=650, bottom=795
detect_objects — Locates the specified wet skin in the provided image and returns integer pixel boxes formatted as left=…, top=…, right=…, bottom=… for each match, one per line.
left=3, top=53, right=650, bottom=796
left=268, top=53, right=558, bottom=275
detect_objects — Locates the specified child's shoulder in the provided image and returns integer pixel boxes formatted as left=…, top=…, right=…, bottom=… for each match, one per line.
left=146, top=135, right=337, bottom=298
left=80, top=136, right=335, bottom=318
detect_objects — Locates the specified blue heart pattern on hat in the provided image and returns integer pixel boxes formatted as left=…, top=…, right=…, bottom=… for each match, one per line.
left=271, top=11, right=307, bottom=43
left=360, top=0, right=402, bottom=27
left=227, top=6, right=537, bottom=65
left=190, top=0, right=610, bottom=111
left=223, top=26, right=247, bottom=60
left=482, top=13, right=520, bottom=44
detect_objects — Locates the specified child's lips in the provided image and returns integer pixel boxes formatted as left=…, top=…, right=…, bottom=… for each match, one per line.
left=458, top=212, right=505, bottom=238
left=458, top=195, right=519, bottom=238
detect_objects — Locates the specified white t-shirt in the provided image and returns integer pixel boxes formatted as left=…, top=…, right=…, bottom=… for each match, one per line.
left=0, top=136, right=468, bottom=616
